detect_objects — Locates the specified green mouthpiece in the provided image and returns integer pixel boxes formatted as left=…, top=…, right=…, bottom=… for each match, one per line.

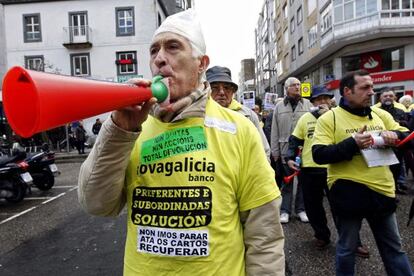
left=151, top=75, right=168, bottom=102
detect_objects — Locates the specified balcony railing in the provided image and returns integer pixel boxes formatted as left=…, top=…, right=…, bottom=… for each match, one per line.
left=62, top=25, right=93, bottom=48
left=321, top=9, right=414, bottom=48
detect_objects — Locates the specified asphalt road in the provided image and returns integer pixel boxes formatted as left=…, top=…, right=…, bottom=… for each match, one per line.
left=0, top=162, right=413, bottom=275
left=0, top=162, right=126, bottom=276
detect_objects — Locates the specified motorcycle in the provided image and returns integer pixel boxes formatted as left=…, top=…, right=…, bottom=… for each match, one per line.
left=19, top=144, right=60, bottom=191
left=0, top=152, right=33, bottom=203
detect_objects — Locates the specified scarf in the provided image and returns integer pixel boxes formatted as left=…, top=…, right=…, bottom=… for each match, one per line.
left=151, top=83, right=207, bottom=122
left=339, top=97, right=372, bottom=119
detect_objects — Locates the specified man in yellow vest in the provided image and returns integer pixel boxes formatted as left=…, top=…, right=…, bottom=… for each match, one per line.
left=312, top=70, right=412, bottom=275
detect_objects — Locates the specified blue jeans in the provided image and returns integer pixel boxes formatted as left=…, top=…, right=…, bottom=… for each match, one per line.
left=336, top=213, right=413, bottom=276
left=279, top=163, right=305, bottom=214
left=280, top=175, right=305, bottom=214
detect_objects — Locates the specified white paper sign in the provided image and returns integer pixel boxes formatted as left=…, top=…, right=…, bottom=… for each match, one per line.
left=264, top=93, right=278, bottom=110
left=137, top=226, right=209, bottom=257
left=361, top=147, right=399, bottom=167
left=242, top=91, right=255, bottom=109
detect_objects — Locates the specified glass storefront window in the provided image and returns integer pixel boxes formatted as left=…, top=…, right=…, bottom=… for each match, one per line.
left=309, top=69, right=320, bottom=85
left=342, top=47, right=405, bottom=73
left=323, top=62, right=334, bottom=81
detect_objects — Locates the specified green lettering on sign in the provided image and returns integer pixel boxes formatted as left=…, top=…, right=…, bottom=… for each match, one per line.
left=141, top=127, right=207, bottom=164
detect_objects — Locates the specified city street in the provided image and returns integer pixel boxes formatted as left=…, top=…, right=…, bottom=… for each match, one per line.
left=0, top=162, right=126, bottom=276
left=0, top=161, right=413, bottom=275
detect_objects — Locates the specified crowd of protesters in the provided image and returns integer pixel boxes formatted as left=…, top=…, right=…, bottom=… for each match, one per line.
left=76, top=9, right=413, bottom=276
left=254, top=70, right=414, bottom=275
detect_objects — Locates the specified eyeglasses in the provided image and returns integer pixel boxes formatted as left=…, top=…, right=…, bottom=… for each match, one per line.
left=211, top=84, right=235, bottom=94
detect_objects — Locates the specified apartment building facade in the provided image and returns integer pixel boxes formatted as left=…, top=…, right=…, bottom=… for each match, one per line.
left=256, top=0, right=414, bottom=101
left=255, top=0, right=279, bottom=99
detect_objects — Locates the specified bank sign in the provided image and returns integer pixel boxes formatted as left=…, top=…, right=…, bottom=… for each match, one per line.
left=325, top=69, right=414, bottom=90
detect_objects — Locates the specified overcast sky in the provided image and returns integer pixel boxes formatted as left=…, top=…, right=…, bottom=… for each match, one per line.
left=194, top=0, right=263, bottom=83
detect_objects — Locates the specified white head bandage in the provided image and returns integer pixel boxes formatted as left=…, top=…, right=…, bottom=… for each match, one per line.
left=153, top=9, right=206, bottom=57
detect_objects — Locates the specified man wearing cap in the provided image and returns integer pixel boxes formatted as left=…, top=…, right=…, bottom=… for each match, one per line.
left=271, top=77, right=313, bottom=223
left=78, top=9, right=284, bottom=276
left=206, top=66, right=270, bottom=161
left=286, top=85, right=334, bottom=248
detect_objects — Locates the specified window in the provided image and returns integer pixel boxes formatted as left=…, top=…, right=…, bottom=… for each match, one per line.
left=25, top=55, right=44, bottom=71
left=283, top=53, right=289, bottom=70
left=310, top=69, right=320, bottom=85
left=262, top=3, right=268, bottom=21
left=308, top=0, right=317, bottom=15
left=270, top=27, right=276, bottom=42
left=263, top=53, right=270, bottom=71
left=277, top=37, right=282, bottom=53
left=342, top=47, right=405, bottom=73
left=321, top=4, right=332, bottom=33
left=116, top=7, right=135, bottom=36
left=283, top=28, right=289, bottom=45
left=308, top=24, right=318, bottom=48
left=298, top=37, right=304, bottom=55
left=291, top=45, right=296, bottom=61
left=344, top=1, right=354, bottom=20
left=283, top=3, right=288, bottom=18
left=71, top=53, right=90, bottom=76
left=157, top=13, right=162, bottom=27
left=382, top=0, right=413, bottom=17
left=290, top=17, right=295, bottom=33
left=261, top=42, right=267, bottom=58
left=23, top=13, right=41, bottom=42
left=392, top=0, right=399, bottom=9
left=356, top=0, right=366, bottom=17
left=69, top=12, right=88, bottom=43
left=276, top=61, right=283, bottom=76
left=116, top=51, right=137, bottom=75
left=175, top=0, right=186, bottom=9
left=334, top=0, right=378, bottom=23
left=297, top=6, right=303, bottom=24
left=261, top=20, right=268, bottom=39
left=323, top=62, right=334, bottom=81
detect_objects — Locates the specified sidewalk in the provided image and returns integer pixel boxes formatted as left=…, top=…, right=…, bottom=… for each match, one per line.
left=54, top=148, right=90, bottom=164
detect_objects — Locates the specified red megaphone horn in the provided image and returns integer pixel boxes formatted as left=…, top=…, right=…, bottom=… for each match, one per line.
left=397, top=131, right=414, bottom=147
left=1, top=66, right=168, bottom=138
left=283, top=170, right=300, bottom=184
